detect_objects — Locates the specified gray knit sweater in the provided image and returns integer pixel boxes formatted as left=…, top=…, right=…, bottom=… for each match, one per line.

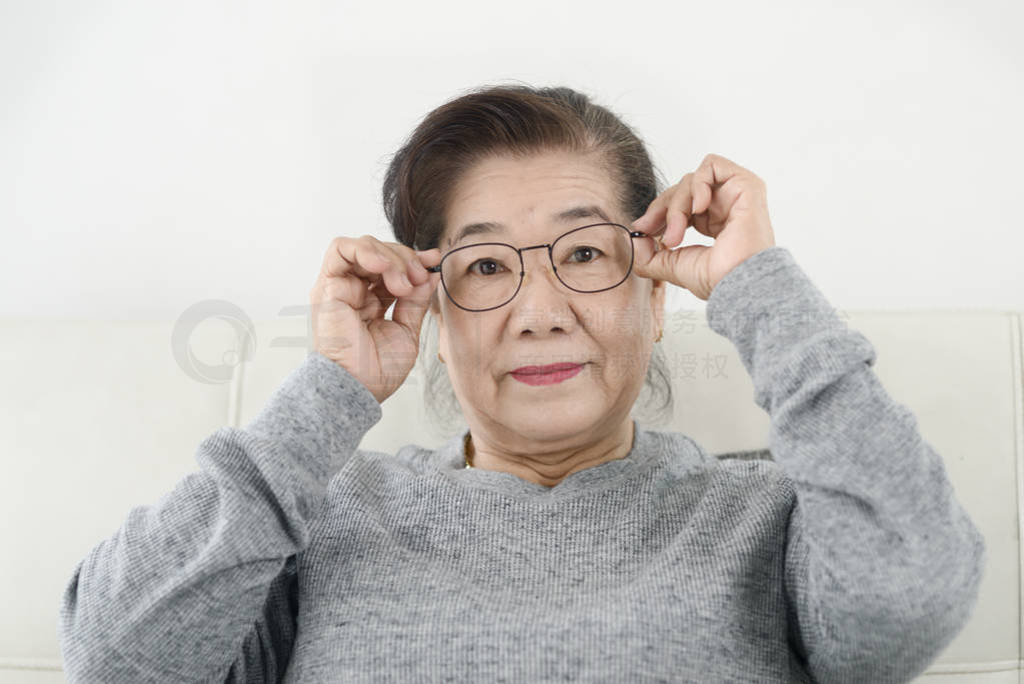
left=57, top=246, right=986, bottom=683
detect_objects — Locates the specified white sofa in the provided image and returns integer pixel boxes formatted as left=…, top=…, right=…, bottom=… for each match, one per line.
left=1, top=308, right=1018, bottom=682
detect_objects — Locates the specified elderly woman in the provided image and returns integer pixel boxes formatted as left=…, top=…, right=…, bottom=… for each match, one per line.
left=58, top=85, right=985, bottom=682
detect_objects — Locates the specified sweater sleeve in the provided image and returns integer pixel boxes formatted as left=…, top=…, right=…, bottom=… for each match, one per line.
left=704, top=246, right=987, bottom=683
left=57, top=351, right=382, bottom=683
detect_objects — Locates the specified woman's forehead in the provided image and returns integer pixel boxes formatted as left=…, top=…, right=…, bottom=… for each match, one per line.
left=457, top=151, right=612, bottom=191
left=444, top=204, right=618, bottom=250
left=443, top=153, right=622, bottom=247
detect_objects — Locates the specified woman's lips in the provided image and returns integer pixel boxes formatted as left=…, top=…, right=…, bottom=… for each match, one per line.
left=509, top=363, right=585, bottom=386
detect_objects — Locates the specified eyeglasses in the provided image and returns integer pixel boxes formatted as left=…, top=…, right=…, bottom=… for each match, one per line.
left=426, top=222, right=654, bottom=312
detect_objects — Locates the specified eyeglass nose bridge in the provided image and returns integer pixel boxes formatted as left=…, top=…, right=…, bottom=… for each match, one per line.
left=516, top=243, right=560, bottom=285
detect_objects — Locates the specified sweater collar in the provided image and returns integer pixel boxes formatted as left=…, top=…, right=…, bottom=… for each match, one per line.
left=429, top=420, right=670, bottom=499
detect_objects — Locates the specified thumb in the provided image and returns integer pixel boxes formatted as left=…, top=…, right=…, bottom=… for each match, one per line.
left=391, top=272, right=440, bottom=337
left=634, top=244, right=711, bottom=296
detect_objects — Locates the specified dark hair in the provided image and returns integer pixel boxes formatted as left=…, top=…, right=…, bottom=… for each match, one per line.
left=381, top=82, right=674, bottom=436
left=383, top=83, right=661, bottom=251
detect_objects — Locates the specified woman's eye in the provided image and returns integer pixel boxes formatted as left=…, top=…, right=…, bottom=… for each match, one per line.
left=469, top=259, right=504, bottom=276
left=569, top=246, right=602, bottom=263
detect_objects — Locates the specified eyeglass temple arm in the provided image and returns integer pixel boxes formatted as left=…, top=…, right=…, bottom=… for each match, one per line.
left=424, top=231, right=653, bottom=273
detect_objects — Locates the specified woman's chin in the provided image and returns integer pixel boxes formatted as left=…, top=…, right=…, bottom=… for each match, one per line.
left=494, top=403, right=602, bottom=442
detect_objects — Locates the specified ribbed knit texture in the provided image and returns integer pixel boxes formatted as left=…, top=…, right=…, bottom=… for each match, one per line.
left=57, top=246, right=986, bottom=683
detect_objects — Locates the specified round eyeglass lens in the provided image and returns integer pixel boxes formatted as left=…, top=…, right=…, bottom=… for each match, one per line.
left=551, top=223, right=633, bottom=293
left=441, top=243, right=520, bottom=311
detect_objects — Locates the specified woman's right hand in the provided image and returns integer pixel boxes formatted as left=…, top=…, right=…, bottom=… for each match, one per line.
left=310, top=235, right=442, bottom=404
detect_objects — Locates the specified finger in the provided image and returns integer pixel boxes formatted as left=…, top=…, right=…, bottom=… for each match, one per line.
left=633, top=243, right=711, bottom=296
left=353, top=244, right=441, bottom=316
left=362, top=236, right=427, bottom=292
left=663, top=173, right=695, bottom=249
left=374, top=240, right=443, bottom=287
left=691, top=153, right=748, bottom=218
left=632, top=232, right=660, bottom=273
left=317, top=273, right=369, bottom=314
left=413, top=248, right=443, bottom=283
left=375, top=239, right=438, bottom=285
left=630, top=182, right=679, bottom=236
left=320, top=237, right=388, bottom=280
left=691, top=161, right=712, bottom=217
left=322, top=236, right=413, bottom=297
left=392, top=271, right=442, bottom=334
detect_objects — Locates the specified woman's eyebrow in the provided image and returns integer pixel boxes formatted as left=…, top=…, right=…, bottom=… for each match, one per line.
left=555, top=205, right=611, bottom=224
left=447, top=221, right=502, bottom=249
left=446, top=205, right=612, bottom=248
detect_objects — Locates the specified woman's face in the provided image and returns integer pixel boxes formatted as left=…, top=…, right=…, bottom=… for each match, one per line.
left=431, top=150, right=665, bottom=449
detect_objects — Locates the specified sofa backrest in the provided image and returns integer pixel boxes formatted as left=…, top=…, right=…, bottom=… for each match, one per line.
left=1, top=309, right=1018, bottom=682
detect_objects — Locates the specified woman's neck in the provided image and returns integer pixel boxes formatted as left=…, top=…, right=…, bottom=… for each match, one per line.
left=464, top=418, right=636, bottom=488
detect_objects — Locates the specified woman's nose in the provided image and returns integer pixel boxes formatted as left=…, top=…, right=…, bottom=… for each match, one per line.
left=509, top=251, right=575, bottom=334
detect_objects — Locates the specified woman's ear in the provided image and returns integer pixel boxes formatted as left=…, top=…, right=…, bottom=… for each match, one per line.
left=429, top=288, right=441, bottom=320
left=650, top=278, right=666, bottom=337
left=436, top=306, right=450, bottom=364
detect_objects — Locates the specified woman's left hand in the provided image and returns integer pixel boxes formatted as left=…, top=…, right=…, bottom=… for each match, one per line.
left=631, top=153, right=776, bottom=301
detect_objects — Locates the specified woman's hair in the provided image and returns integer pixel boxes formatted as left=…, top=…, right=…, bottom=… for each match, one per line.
left=381, top=82, right=674, bottom=437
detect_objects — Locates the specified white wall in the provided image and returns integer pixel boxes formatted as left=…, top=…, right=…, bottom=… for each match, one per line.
left=2, top=0, right=1022, bottom=327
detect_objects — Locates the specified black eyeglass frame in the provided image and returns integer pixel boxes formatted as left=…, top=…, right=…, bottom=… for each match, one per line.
left=426, top=222, right=655, bottom=313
